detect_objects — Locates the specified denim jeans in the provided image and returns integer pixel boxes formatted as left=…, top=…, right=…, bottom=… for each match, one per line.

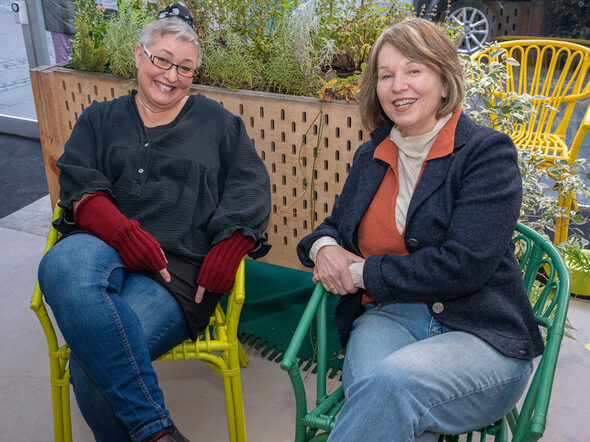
left=38, top=234, right=189, bottom=442
left=328, top=302, right=534, bottom=442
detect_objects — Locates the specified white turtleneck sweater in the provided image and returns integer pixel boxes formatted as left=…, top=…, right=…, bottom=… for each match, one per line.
left=310, top=113, right=453, bottom=290
left=390, top=113, right=452, bottom=232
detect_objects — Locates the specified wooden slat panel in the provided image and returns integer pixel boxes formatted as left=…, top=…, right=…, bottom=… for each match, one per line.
left=29, top=67, right=366, bottom=270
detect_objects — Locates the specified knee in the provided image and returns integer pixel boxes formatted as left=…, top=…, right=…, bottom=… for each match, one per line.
left=38, top=234, right=123, bottom=306
left=355, top=355, right=426, bottom=404
left=38, top=245, right=76, bottom=305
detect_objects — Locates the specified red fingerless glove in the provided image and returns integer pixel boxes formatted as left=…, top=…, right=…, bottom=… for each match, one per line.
left=197, top=231, right=255, bottom=294
left=74, top=192, right=167, bottom=273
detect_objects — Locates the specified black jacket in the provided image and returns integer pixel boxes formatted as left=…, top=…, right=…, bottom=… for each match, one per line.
left=56, top=92, right=271, bottom=263
left=298, top=112, right=544, bottom=360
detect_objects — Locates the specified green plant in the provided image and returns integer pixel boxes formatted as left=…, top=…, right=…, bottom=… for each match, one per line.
left=319, top=0, right=414, bottom=76
left=318, top=64, right=364, bottom=102
left=462, top=49, right=539, bottom=133
left=264, top=0, right=335, bottom=96
left=70, top=0, right=109, bottom=72
left=265, top=26, right=315, bottom=96
left=71, top=0, right=462, bottom=100
left=199, top=30, right=264, bottom=90
left=104, top=0, right=157, bottom=78
left=564, top=245, right=590, bottom=270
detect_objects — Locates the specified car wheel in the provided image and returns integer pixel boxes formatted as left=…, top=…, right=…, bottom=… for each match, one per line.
left=447, top=1, right=491, bottom=54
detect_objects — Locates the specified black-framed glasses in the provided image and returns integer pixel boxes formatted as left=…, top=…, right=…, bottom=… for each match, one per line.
left=142, top=44, right=197, bottom=78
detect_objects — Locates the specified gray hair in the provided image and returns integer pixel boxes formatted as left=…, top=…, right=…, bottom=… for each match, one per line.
left=138, top=17, right=202, bottom=68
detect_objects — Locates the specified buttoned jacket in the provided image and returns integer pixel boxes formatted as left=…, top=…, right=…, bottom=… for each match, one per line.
left=297, top=112, right=544, bottom=360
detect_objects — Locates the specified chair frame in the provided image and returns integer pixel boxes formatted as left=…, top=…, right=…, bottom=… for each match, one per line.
left=281, top=223, right=571, bottom=442
left=30, top=205, right=249, bottom=442
left=472, top=39, right=590, bottom=243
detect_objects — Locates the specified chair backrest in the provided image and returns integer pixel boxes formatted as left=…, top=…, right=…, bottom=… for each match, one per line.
left=512, top=222, right=571, bottom=440
left=472, top=39, right=590, bottom=163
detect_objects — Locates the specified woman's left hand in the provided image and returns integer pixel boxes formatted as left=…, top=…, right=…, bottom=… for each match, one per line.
left=313, top=245, right=365, bottom=295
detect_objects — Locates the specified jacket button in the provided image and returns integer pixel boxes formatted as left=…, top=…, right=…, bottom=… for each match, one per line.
left=519, top=350, right=526, bottom=355
left=432, top=302, right=444, bottom=314
left=408, top=238, right=419, bottom=248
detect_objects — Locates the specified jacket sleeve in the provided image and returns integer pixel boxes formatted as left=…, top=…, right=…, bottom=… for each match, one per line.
left=54, top=104, right=114, bottom=232
left=297, top=215, right=342, bottom=268
left=364, top=127, right=523, bottom=303
left=206, top=115, right=271, bottom=259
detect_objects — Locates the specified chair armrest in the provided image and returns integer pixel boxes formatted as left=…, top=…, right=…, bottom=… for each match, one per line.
left=223, top=257, right=246, bottom=338
left=30, top=203, right=62, bottom=312
left=280, top=283, right=330, bottom=432
left=281, top=283, right=328, bottom=372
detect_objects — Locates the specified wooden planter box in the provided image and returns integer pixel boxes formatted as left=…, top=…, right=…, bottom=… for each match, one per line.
left=29, top=66, right=367, bottom=270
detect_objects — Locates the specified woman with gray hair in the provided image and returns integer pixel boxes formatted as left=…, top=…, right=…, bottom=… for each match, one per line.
left=297, top=18, right=542, bottom=440
left=38, top=3, right=271, bottom=441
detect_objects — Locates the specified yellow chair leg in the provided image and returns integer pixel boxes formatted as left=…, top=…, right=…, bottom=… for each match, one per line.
left=230, top=374, right=247, bottom=442
left=50, top=383, right=65, bottom=442
left=223, top=374, right=238, bottom=442
left=62, top=379, right=73, bottom=442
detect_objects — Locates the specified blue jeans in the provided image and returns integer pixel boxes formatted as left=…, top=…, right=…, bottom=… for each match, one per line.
left=38, top=234, right=189, bottom=442
left=329, top=303, right=534, bottom=441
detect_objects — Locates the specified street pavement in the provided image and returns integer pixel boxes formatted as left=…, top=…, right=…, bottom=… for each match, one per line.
left=0, top=1, right=54, bottom=119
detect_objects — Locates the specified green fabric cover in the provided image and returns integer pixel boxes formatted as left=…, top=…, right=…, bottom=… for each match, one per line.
left=223, top=259, right=344, bottom=374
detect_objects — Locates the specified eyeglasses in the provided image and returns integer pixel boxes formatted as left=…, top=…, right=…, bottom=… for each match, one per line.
left=142, top=44, right=197, bottom=78
left=157, top=6, right=194, bottom=28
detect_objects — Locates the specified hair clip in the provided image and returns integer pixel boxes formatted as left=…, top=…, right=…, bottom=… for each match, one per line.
left=157, top=3, right=194, bottom=28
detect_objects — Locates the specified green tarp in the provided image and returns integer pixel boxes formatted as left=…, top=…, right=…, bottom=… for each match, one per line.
left=223, top=259, right=344, bottom=375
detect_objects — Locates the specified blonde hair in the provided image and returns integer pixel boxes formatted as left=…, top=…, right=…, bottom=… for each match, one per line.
left=358, top=18, right=465, bottom=130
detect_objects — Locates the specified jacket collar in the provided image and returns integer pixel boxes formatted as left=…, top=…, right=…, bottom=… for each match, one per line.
left=361, top=110, right=473, bottom=233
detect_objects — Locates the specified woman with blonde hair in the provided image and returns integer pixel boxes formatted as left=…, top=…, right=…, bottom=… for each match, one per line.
left=297, top=18, right=542, bottom=440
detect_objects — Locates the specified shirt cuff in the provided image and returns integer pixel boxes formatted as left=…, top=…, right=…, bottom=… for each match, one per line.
left=309, top=236, right=340, bottom=263
left=349, top=262, right=365, bottom=289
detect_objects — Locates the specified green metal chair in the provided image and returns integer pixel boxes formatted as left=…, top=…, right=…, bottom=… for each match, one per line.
left=281, top=223, right=571, bottom=441
left=30, top=204, right=250, bottom=442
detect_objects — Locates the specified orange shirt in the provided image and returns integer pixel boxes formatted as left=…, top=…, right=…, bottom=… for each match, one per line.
left=357, top=111, right=460, bottom=304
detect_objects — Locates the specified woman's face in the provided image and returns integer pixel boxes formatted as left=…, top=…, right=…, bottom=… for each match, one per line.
left=376, top=42, right=447, bottom=137
left=134, top=34, right=198, bottom=111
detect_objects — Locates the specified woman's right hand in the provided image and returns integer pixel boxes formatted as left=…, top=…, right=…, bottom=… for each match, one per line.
left=313, top=245, right=365, bottom=295
left=74, top=192, right=170, bottom=281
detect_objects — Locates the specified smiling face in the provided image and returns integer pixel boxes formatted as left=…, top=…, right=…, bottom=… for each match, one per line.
left=134, top=34, right=198, bottom=113
left=376, top=42, right=447, bottom=137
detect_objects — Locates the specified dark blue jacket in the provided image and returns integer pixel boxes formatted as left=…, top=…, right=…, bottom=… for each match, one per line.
left=297, top=112, right=544, bottom=360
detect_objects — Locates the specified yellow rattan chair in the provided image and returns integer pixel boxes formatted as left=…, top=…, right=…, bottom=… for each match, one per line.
left=30, top=204, right=249, bottom=442
left=472, top=39, right=590, bottom=243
